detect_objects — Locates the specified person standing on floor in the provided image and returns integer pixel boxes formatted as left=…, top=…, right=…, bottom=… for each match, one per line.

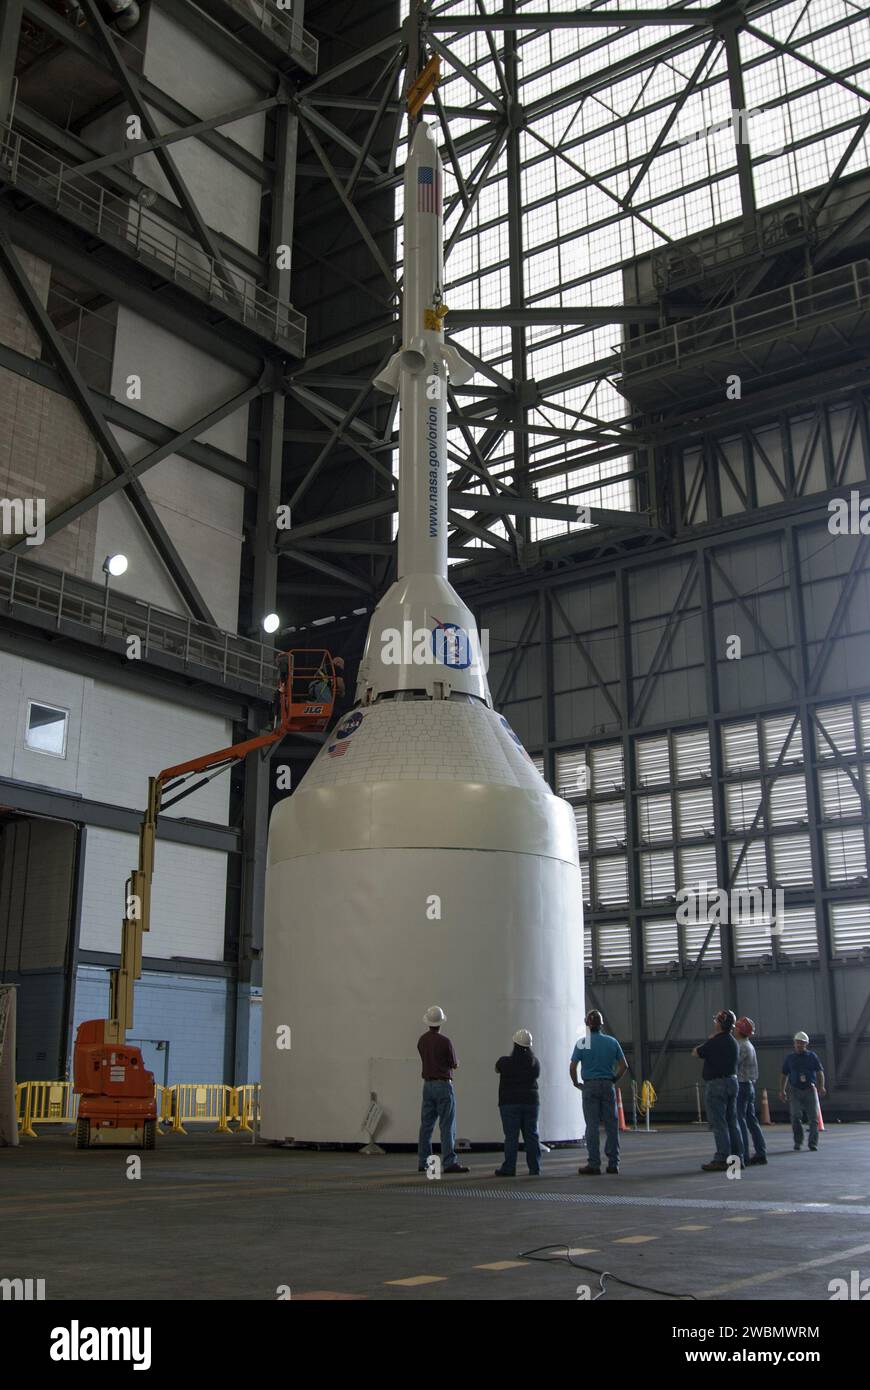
left=735, top=1016, right=767, bottom=1166
left=416, top=1006, right=469, bottom=1175
left=693, top=1009, right=744, bottom=1172
left=780, top=1031, right=826, bottom=1152
left=570, top=1010, right=627, bottom=1176
left=494, top=1029, right=542, bottom=1178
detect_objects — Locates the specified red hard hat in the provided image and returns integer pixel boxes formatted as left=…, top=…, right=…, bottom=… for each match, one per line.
left=735, top=1016, right=755, bottom=1038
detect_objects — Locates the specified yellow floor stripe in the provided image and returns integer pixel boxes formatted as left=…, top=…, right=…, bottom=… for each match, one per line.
left=385, top=1275, right=448, bottom=1287
left=723, top=1215, right=758, bottom=1223
left=613, top=1234, right=657, bottom=1245
left=474, top=1261, right=528, bottom=1271
left=674, top=1224, right=709, bottom=1231
left=567, top=1247, right=600, bottom=1256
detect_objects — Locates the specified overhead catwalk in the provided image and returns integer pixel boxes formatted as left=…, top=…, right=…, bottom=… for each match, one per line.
left=260, top=118, right=585, bottom=1145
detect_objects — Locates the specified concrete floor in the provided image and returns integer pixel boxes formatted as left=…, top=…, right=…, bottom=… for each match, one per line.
left=3, top=1124, right=870, bottom=1301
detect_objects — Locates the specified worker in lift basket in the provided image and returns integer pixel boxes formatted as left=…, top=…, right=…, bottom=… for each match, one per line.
left=780, top=1031, right=826, bottom=1152
left=416, top=1006, right=469, bottom=1175
left=570, top=1010, right=627, bottom=1176
left=308, top=656, right=345, bottom=702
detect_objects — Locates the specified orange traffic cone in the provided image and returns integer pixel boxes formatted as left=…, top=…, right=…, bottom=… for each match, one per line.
left=816, top=1090, right=825, bottom=1132
left=759, top=1088, right=772, bottom=1125
left=615, top=1086, right=627, bottom=1133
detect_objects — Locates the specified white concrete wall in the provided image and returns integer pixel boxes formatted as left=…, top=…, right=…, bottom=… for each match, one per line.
left=79, top=826, right=227, bottom=961
left=1, top=653, right=232, bottom=825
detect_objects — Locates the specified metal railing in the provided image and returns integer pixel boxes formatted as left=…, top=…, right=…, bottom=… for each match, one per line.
left=0, top=553, right=281, bottom=696
left=621, top=260, right=870, bottom=376
left=0, top=123, right=306, bottom=356
left=222, top=0, right=319, bottom=71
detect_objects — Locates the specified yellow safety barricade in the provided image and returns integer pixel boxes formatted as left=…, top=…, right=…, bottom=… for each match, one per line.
left=18, top=1081, right=78, bottom=1137
left=164, top=1083, right=233, bottom=1134
left=232, top=1084, right=261, bottom=1133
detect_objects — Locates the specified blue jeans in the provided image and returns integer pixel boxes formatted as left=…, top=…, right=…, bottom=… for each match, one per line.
left=736, top=1080, right=767, bottom=1158
left=581, top=1078, right=619, bottom=1169
left=789, top=1089, right=819, bottom=1148
left=497, top=1103, right=541, bottom=1175
left=418, top=1080, right=457, bottom=1169
left=705, top=1075, right=743, bottom=1162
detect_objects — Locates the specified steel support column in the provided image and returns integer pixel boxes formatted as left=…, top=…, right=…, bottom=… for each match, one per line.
left=0, top=0, right=23, bottom=125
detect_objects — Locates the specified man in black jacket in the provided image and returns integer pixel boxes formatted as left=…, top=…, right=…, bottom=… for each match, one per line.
left=694, top=1009, right=744, bottom=1173
left=494, top=1029, right=542, bottom=1177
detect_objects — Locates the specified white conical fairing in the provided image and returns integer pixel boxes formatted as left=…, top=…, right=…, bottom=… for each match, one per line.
left=260, top=115, right=585, bottom=1144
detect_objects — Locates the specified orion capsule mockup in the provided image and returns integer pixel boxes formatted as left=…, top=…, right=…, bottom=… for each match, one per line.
left=260, top=123, right=585, bottom=1144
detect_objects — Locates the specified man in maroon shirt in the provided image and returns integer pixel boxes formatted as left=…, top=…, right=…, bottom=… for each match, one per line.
left=417, top=1006, right=469, bottom=1174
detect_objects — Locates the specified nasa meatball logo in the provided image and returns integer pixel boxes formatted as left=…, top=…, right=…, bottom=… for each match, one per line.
left=335, top=711, right=364, bottom=740
left=432, top=619, right=472, bottom=669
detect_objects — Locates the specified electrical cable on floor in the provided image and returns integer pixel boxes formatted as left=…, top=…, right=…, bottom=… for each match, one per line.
left=517, top=1244, right=697, bottom=1301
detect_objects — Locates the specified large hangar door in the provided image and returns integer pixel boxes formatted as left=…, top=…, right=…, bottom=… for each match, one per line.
left=0, top=817, right=80, bottom=1081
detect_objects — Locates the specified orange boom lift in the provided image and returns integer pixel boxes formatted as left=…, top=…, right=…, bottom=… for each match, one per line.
left=72, top=651, right=337, bottom=1149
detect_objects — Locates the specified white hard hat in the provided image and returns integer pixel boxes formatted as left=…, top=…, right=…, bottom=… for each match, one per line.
left=424, top=1005, right=446, bottom=1025
left=512, top=1029, right=533, bottom=1047
left=794, top=1031, right=810, bottom=1043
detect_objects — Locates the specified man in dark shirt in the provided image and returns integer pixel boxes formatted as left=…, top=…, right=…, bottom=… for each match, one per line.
left=416, top=1006, right=469, bottom=1175
left=494, top=1029, right=542, bottom=1177
left=693, top=1009, right=744, bottom=1172
left=780, top=1031, right=826, bottom=1151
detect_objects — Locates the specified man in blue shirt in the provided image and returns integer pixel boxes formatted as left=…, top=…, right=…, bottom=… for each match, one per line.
left=570, top=1010, right=627, bottom=1175
left=780, top=1031, right=826, bottom=1151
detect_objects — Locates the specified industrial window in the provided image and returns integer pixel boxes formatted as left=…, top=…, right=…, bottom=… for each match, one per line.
left=555, top=748, right=588, bottom=797
left=830, top=901, right=870, bottom=956
left=638, top=794, right=673, bottom=844
left=770, top=834, right=813, bottom=886
left=643, top=918, right=679, bottom=971
left=596, top=921, right=631, bottom=973
left=733, top=912, right=774, bottom=963
left=776, top=907, right=819, bottom=960
left=674, top=728, right=711, bottom=781
left=725, top=781, right=763, bottom=832
left=593, top=800, right=626, bottom=850
left=637, top=736, right=670, bottom=786
left=768, top=775, right=808, bottom=826
left=593, top=856, right=629, bottom=907
left=722, top=721, right=759, bottom=773
left=682, top=918, right=721, bottom=967
left=573, top=804, right=589, bottom=854
left=679, top=842, right=717, bottom=888
left=729, top=838, right=768, bottom=891
left=583, top=914, right=593, bottom=970
left=819, top=768, right=862, bottom=820
left=531, top=753, right=547, bottom=782
left=823, top=827, right=867, bottom=885
left=675, top=787, right=715, bottom=838
left=815, top=704, right=857, bottom=758
left=763, top=713, right=803, bottom=767
left=24, top=702, right=69, bottom=758
left=591, top=743, right=624, bottom=792
left=859, top=699, right=870, bottom=754
left=640, top=850, right=676, bottom=902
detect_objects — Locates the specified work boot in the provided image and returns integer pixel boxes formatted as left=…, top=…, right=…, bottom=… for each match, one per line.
left=443, top=1163, right=469, bottom=1174
left=748, top=1154, right=768, bottom=1165
left=606, top=1165, right=619, bottom=1174
left=701, top=1160, right=728, bottom=1171
left=493, top=1168, right=515, bottom=1177
left=578, top=1164, right=601, bottom=1175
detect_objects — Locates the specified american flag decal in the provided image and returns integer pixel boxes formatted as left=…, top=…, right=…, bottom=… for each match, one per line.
left=417, top=165, right=442, bottom=215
